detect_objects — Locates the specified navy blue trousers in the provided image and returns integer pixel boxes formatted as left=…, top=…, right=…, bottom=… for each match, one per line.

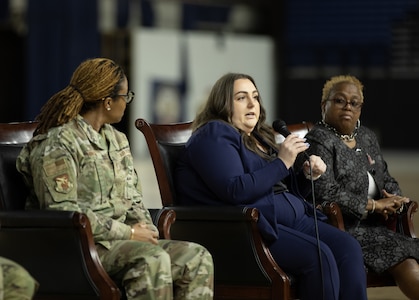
left=268, top=193, right=367, bottom=300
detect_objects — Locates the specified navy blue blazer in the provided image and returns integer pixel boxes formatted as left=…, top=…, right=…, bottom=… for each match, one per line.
left=175, top=120, right=327, bottom=244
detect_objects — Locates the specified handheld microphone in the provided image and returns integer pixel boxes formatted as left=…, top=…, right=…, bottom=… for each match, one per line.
left=272, top=119, right=309, bottom=159
left=272, top=119, right=291, bottom=137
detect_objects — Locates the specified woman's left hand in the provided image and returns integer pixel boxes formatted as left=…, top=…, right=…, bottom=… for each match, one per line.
left=378, top=190, right=410, bottom=218
left=303, top=155, right=326, bottom=180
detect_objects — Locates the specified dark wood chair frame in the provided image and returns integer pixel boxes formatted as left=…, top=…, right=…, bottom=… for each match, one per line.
left=0, top=121, right=176, bottom=300
left=136, top=118, right=320, bottom=300
left=135, top=117, right=418, bottom=299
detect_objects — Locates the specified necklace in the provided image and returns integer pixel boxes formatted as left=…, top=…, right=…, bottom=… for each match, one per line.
left=320, top=121, right=358, bottom=142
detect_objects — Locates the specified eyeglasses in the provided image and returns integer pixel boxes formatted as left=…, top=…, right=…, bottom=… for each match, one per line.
left=115, top=91, right=135, bottom=104
left=328, top=98, right=363, bottom=111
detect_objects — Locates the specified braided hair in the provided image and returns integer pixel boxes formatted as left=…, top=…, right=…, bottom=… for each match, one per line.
left=34, top=57, right=125, bottom=135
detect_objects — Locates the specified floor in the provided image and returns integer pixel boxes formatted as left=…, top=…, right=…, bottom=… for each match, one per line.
left=135, top=150, right=419, bottom=300
left=367, top=286, right=408, bottom=300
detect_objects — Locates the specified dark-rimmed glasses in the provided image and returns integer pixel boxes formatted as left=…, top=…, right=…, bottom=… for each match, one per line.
left=115, top=91, right=135, bottom=104
left=327, top=98, right=363, bottom=111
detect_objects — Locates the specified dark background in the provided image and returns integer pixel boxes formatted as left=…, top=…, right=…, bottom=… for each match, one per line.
left=1, top=0, right=418, bottom=150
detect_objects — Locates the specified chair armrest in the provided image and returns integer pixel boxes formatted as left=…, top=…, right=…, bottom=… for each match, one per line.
left=165, top=206, right=293, bottom=288
left=0, top=210, right=120, bottom=300
left=148, top=208, right=176, bottom=239
left=317, top=201, right=345, bottom=231
left=395, top=200, right=418, bottom=238
left=318, top=200, right=418, bottom=238
left=167, top=205, right=258, bottom=222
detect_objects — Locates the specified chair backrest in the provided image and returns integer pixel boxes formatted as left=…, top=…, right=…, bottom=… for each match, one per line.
left=275, top=121, right=314, bottom=143
left=135, top=118, right=313, bottom=207
left=0, top=121, right=38, bottom=145
left=0, top=121, right=123, bottom=299
left=135, top=119, right=192, bottom=207
left=0, top=121, right=38, bottom=211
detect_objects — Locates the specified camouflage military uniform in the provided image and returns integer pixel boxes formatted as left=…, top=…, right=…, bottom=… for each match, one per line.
left=17, top=115, right=214, bottom=300
left=0, top=257, right=38, bottom=300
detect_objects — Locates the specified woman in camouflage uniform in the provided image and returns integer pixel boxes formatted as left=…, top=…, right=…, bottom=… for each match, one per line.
left=17, top=57, right=214, bottom=300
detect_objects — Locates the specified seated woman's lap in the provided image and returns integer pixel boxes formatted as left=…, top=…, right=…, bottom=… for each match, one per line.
left=269, top=216, right=365, bottom=299
left=269, top=223, right=340, bottom=299
left=269, top=222, right=338, bottom=274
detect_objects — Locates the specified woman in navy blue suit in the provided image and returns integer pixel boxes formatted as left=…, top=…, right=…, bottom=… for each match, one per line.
left=175, top=73, right=367, bottom=300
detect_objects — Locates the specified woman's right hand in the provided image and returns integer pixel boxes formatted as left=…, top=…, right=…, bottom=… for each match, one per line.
left=277, top=134, right=309, bottom=169
left=130, top=222, right=159, bottom=245
left=375, top=190, right=410, bottom=219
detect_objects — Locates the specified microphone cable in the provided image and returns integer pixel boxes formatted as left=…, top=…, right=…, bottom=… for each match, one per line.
left=272, top=119, right=325, bottom=300
left=306, top=157, right=325, bottom=300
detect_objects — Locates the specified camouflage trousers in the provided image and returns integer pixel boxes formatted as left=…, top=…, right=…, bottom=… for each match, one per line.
left=0, top=257, right=38, bottom=300
left=97, top=239, right=214, bottom=300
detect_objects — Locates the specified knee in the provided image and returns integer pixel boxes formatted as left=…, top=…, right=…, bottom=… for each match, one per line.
left=6, top=261, right=34, bottom=283
left=200, top=246, right=214, bottom=275
left=337, top=234, right=363, bottom=260
left=125, top=247, right=172, bottom=283
left=186, top=243, right=214, bottom=276
left=182, top=243, right=214, bottom=295
left=5, top=264, right=38, bottom=296
left=148, top=247, right=171, bottom=267
left=389, top=258, right=419, bottom=277
left=130, top=245, right=172, bottom=272
left=389, top=258, right=419, bottom=299
left=196, top=244, right=213, bottom=264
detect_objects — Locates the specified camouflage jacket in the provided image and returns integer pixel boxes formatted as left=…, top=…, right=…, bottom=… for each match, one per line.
left=17, top=115, right=157, bottom=249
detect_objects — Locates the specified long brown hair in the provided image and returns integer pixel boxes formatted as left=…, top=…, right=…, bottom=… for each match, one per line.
left=34, top=57, right=125, bottom=135
left=193, top=73, right=277, bottom=158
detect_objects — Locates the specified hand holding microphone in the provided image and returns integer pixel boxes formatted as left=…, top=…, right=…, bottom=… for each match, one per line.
left=272, top=119, right=326, bottom=178
left=272, top=119, right=310, bottom=168
left=273, top=119, right=309, bottom=158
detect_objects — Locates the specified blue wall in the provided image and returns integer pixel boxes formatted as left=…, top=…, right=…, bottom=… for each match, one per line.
left=283, top=0, right=418, bottom=67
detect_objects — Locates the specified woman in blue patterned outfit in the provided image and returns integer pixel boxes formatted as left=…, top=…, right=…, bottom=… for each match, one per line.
left=175, top=72, right=368, bottom=300
left=299, top=75, right=419, bottom=299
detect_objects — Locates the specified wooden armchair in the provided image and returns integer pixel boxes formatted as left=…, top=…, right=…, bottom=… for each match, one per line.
left=276, top=122, right=419, bottom=288
left=135, top=117, right=419, bottom=298
left=135, top=118, right=313, bottom=300
left=0, top=121, right=175, bottom=300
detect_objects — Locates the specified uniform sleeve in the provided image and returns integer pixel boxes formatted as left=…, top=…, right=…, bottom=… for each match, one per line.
left=28, top=141, right=132, bottom=242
